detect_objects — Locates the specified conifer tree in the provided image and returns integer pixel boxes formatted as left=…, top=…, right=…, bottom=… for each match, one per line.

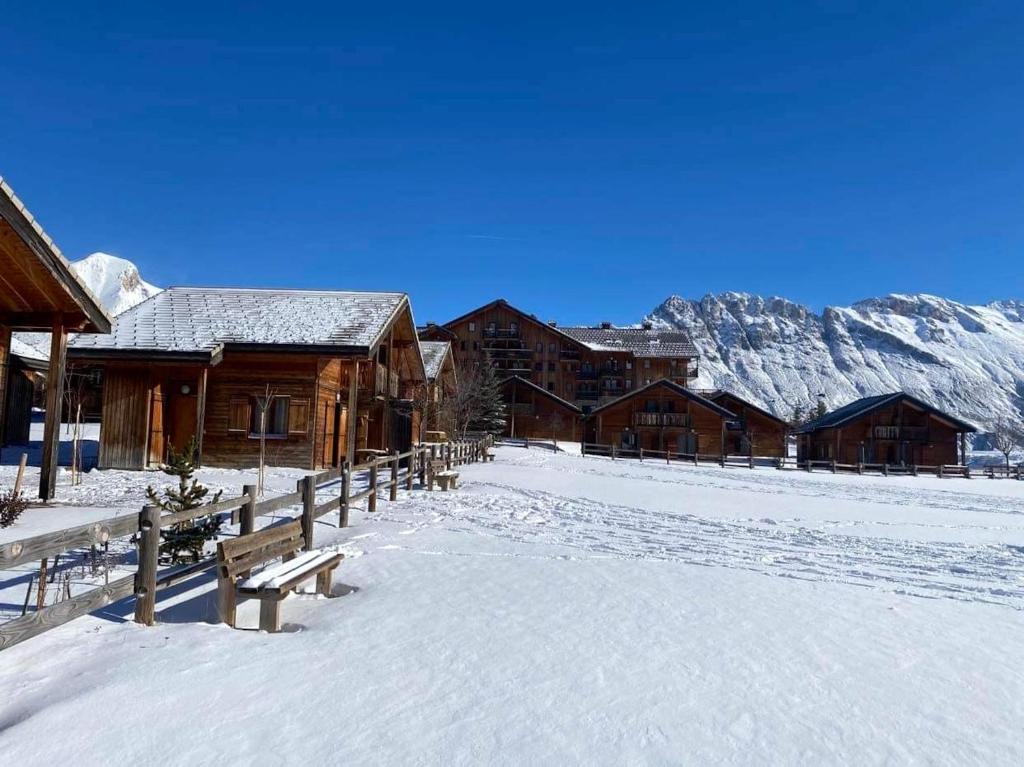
left=467, top=356, right=507, bottom=435
left=145, top=437, right=224, bottom=564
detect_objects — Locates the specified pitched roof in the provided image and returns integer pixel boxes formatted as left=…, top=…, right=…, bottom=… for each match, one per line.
left=440, top=299, right=588, bottom=348
left=0, top=177, right=111, bottom=333
left=503, top=375, right=582, bottom=414
left=10, top=335, right=48, bottom=364
left=69, top=286, right=409, bottom=359
left=420, top=341, right=452, bottom=380
left=586, top=379, right=736, bottom=419
left=560, top=325, right=698, bottom=358
left=702, top=390, right=789, bottom=427
left=792, top=392, right=977, bottom=434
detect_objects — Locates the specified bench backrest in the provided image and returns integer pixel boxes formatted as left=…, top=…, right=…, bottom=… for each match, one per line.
left=429, top=458, right=447, bottom=472
left=217, top=519, right=305, bottom=581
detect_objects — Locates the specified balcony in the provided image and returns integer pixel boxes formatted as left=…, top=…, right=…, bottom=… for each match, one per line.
left=487, top=347, right=533, bottom=360
left=873, top=425, right=929, bottom=441
left=576, top=369, right=598, bottom=380
left=559, top=348, right=581, bottom=359
left=360, top=364, right=399, bottom=400
left=483, top=327, right=520, bottom=339
left=634, top=412, right=692, bottom=428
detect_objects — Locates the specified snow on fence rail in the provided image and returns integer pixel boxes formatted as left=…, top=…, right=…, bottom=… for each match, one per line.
left=577, top=442, right=995, bottom=480
left=0, top=436, right=493, bottom=651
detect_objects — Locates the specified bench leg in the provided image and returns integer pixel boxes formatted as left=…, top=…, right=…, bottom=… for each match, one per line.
left=260, top=598, right=282, bottom=633
left=316, top=568, right=333, bottom=597
left=217, top=575, right=237, bottom=628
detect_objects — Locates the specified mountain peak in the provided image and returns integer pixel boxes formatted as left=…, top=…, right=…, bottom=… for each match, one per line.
left=71, top=252, right=160, bottom=316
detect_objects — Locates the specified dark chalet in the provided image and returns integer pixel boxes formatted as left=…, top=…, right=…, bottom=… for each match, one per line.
left=793, top=392, right=976, bottom=467
left=584, top=379, right=736, bottom=456
left=68, top=287, right=425, bottom=471
left=702, top=390, right=790, bottom=459
left=503, top=375, right=582, bottom=442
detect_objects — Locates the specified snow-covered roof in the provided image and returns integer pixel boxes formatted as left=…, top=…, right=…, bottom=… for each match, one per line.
left=793, top=392, right=977, bottom=434
left=420, top=341, right=452, bottom=381
left=560, top=326, right=698, bottom=358
left=69, top=287, right=409, bottom=357
left=10, top=335, right=48, bottom=364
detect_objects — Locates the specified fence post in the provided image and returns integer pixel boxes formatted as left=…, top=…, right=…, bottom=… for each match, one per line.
left=445, top=443, right=452, bottom=471
left=406, top=450, right=415, bottom=490
left=857, top=462, right=863, bottom=475
left=390, top=450, right=399, bottom=501
left=525, top=436, right=530, bottom=449
left=368, top=460, right=378, bottom=512
left=134, top=504, right=160, bottom=626
left=639, top=447, right=644, bottom=462
left=883, top=463, right=889, bottom=477
left=340, top=462, right=351, bottom=528
left=749, top=453, right=754, bottom=470
left=805, top=460, right=812, bottom=472
left=910, top=464, right=918, bottom=477
left=831, top=460, right=837, bottom=474
left=938, top=464, right=944, bottom=478
left=419, top=447, right=427, bottom=485
left=581, top=442, right=587, bottom=457
left=299, top=475, right=316, bottom=551
left=240, top=483, right=257, bottom=536
left=666, top=450, right=671, bottom=465
left=693, top=452, right=698, bottom=466
left=611, top=445, right=617, bottom=460
left=719, top=453, right=725, bottom=468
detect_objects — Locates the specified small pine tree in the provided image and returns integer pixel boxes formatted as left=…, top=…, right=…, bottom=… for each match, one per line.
left=815, top=399, right=828, bottom=419
left=145, top=437, right=223, bottom=564
left=791, top=405, right=804, bottom=428
left=467, top=357, right=507, bottom=435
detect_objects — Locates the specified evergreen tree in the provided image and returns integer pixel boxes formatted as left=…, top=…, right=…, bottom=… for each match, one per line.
left=815, top=399, right=828, bottom=419
left=467, top=356, right=507, bottom=435
left=145, top=437, right=224, bottom=564
left=791, top=405, right=804, bottom=428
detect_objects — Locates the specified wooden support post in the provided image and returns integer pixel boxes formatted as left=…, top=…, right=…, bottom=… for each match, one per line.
left=611, top=445, right=617, bottom=460
left=831, top=460, right=837, bottom=474
left=693, top=452, right=698, bottom=466
left=195, top=367, right=208, bottom=465
left=36, top=559, right=48, bottom=611
left=857, top=462, right=863, bottom=475
left=406, top=450, right=415, bottom=490
left=581, top=442, right=587, bottom=457
left=14, top=453, right=27, bottom=495
left=346, top=360, right=360, bottom=464
left=666, top=450, right=671, bottom=465
left=445, top=443, right=452, bottom=470
left=299, top=475, right=316, bottom=551
left=418, top=447, right=427, bottom=485
left=806, top=460, right=812, bottom=472
left=390, top=450, right=399, bottom=501
left=240, top=484, right=257, bottom=537
left=39, top=316, right=68, bottom=501
left=639, top=447, right=644, bottom=462
left=910, top=464, right=918, bottom=477
left=525, top=436, right=530, bottom=449
left=883, top=463, right=889, bottom=477
left=134, top=505, right=160, bottom=626
left=339, top=462, right=351, bottom=527
left=938, top=464, right=944, bottom=478
left=368, top=461, right=378, bottom=512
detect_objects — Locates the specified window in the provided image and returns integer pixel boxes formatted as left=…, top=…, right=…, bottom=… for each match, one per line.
left=547, top=381, right=554, bottom=391
left=534, top=362, right=543, bottom=371
left=549, top=343, right=556, bottom=354
left=510, top=322, right=519, bottom=335
left=487, top=321, right=496, bottom=335
left=547, top=361, right=555, bottom=372
left=468, top=321, right=476, bottom=332
left=249, top=395, right=291, bottom=438
left=536, top=342, right=543, bottom=352
left=626, top=379, right=632, bottom=389
left=643, top=359, right=651, bottom=369
left=625, top=361, right=632, bottom=370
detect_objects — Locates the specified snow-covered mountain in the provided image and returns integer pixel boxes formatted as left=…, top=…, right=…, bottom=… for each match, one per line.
left=12, top=254, right=160, bottom=360
left=71, top=252, right=160, bottom=317
left=647, top=292, right=1024, bottom=435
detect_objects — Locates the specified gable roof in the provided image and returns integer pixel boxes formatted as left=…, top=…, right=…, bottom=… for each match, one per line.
left=793, top=392, right=977, bottom=434
left=703, top=390, right=789, bottom=427
left=69, top=286, right=411, bottom=360
left=420, top=340, right=453, bottom=381
left=586, top=379, right=736, bottom=419
left=0, top=177, right=111, bottom=333
left=440, top=298, right=588, bottom=348
left=503, top=375, right=582, bottom=414
left=560, top=326, right=698, bottom=358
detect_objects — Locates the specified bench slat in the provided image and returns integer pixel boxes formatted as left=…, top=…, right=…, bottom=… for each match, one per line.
left=218, top=519, right=302, bottom=562
left=239, top=550, right=342, bottom=592
left=221, top=536, right=303, bottom=579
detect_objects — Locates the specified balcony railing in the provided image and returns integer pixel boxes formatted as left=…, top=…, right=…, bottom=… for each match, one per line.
left=360, top=364, right=399, bottom=399
left=634, top=412, right=692, bottom=428
left=873, top=425, right=929, bottom=441
left=483, top=327, right=520, bottom=339
left=487, top=348, right=533, bottom=359
left=559, top=349, right=581, bottom=359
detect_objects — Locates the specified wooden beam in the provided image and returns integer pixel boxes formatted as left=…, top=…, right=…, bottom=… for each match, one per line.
left=346, top=360, right=359, bottom=463
left=0, top=324, right=10, bottom=447
left=39, top=315, right=67, bottom=500
left=195, top=367, right=208, bottom=465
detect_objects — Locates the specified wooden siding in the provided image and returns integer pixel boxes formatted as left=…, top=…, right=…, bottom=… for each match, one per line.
left=2, top=367, right=37, bottom=444
left=711, top=393, right=788, bottom=458
left=503, top=379, right=579, bottom=441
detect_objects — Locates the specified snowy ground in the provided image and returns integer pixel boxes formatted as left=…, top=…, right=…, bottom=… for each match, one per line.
left=1, top=445, right=1023, bottom=764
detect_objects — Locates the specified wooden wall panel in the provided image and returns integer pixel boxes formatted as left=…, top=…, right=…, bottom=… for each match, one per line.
left=592, top=385, right=726, bottom=455
left=98, top=367, right=150, bottom=470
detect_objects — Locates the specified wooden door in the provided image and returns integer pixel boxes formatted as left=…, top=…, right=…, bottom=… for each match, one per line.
left=168, top=388, right=198, bottom=453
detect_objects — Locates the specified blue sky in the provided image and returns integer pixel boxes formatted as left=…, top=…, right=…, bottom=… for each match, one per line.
left=2, top=2, right=1022, bottom=325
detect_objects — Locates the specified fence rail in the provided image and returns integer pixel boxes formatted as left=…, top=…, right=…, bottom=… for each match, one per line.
left=0, top=435, right=494, bottom=652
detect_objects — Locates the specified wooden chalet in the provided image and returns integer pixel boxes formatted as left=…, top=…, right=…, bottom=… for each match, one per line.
left=0, top=178, right=112, bottom=499
left=503, top=375, right=582, bottom=442
left=793, top=392, right=976, bottom=466
left=68, top=287, right=425, bottom=471
left=421, top=298, right=699, bottom=411
left=584, top=379, right=736, bottom=456
left=419, top=340, right=457, bottom=436
left=702, top=390, right=789, bottom=458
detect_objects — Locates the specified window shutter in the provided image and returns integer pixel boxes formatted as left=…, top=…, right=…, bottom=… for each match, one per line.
left=228, top=398, right=249, bottom=433
left=288, top=398, right=310, bottom=435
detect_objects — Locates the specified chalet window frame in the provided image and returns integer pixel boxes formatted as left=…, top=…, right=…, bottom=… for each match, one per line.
left=248, top=395, right=292, bottom=440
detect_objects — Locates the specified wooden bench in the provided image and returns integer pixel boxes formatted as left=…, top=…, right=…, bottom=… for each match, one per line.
left=216, top=519, right=343, bottom=633
left=427, top=459, right=459, bottom=491
left=481, top=445, right=495, bottom=462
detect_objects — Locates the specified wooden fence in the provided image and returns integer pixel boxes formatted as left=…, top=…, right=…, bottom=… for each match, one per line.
left=578, top=442, right=998, bottom=479
left=0, top=437, right=492, bottom=651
